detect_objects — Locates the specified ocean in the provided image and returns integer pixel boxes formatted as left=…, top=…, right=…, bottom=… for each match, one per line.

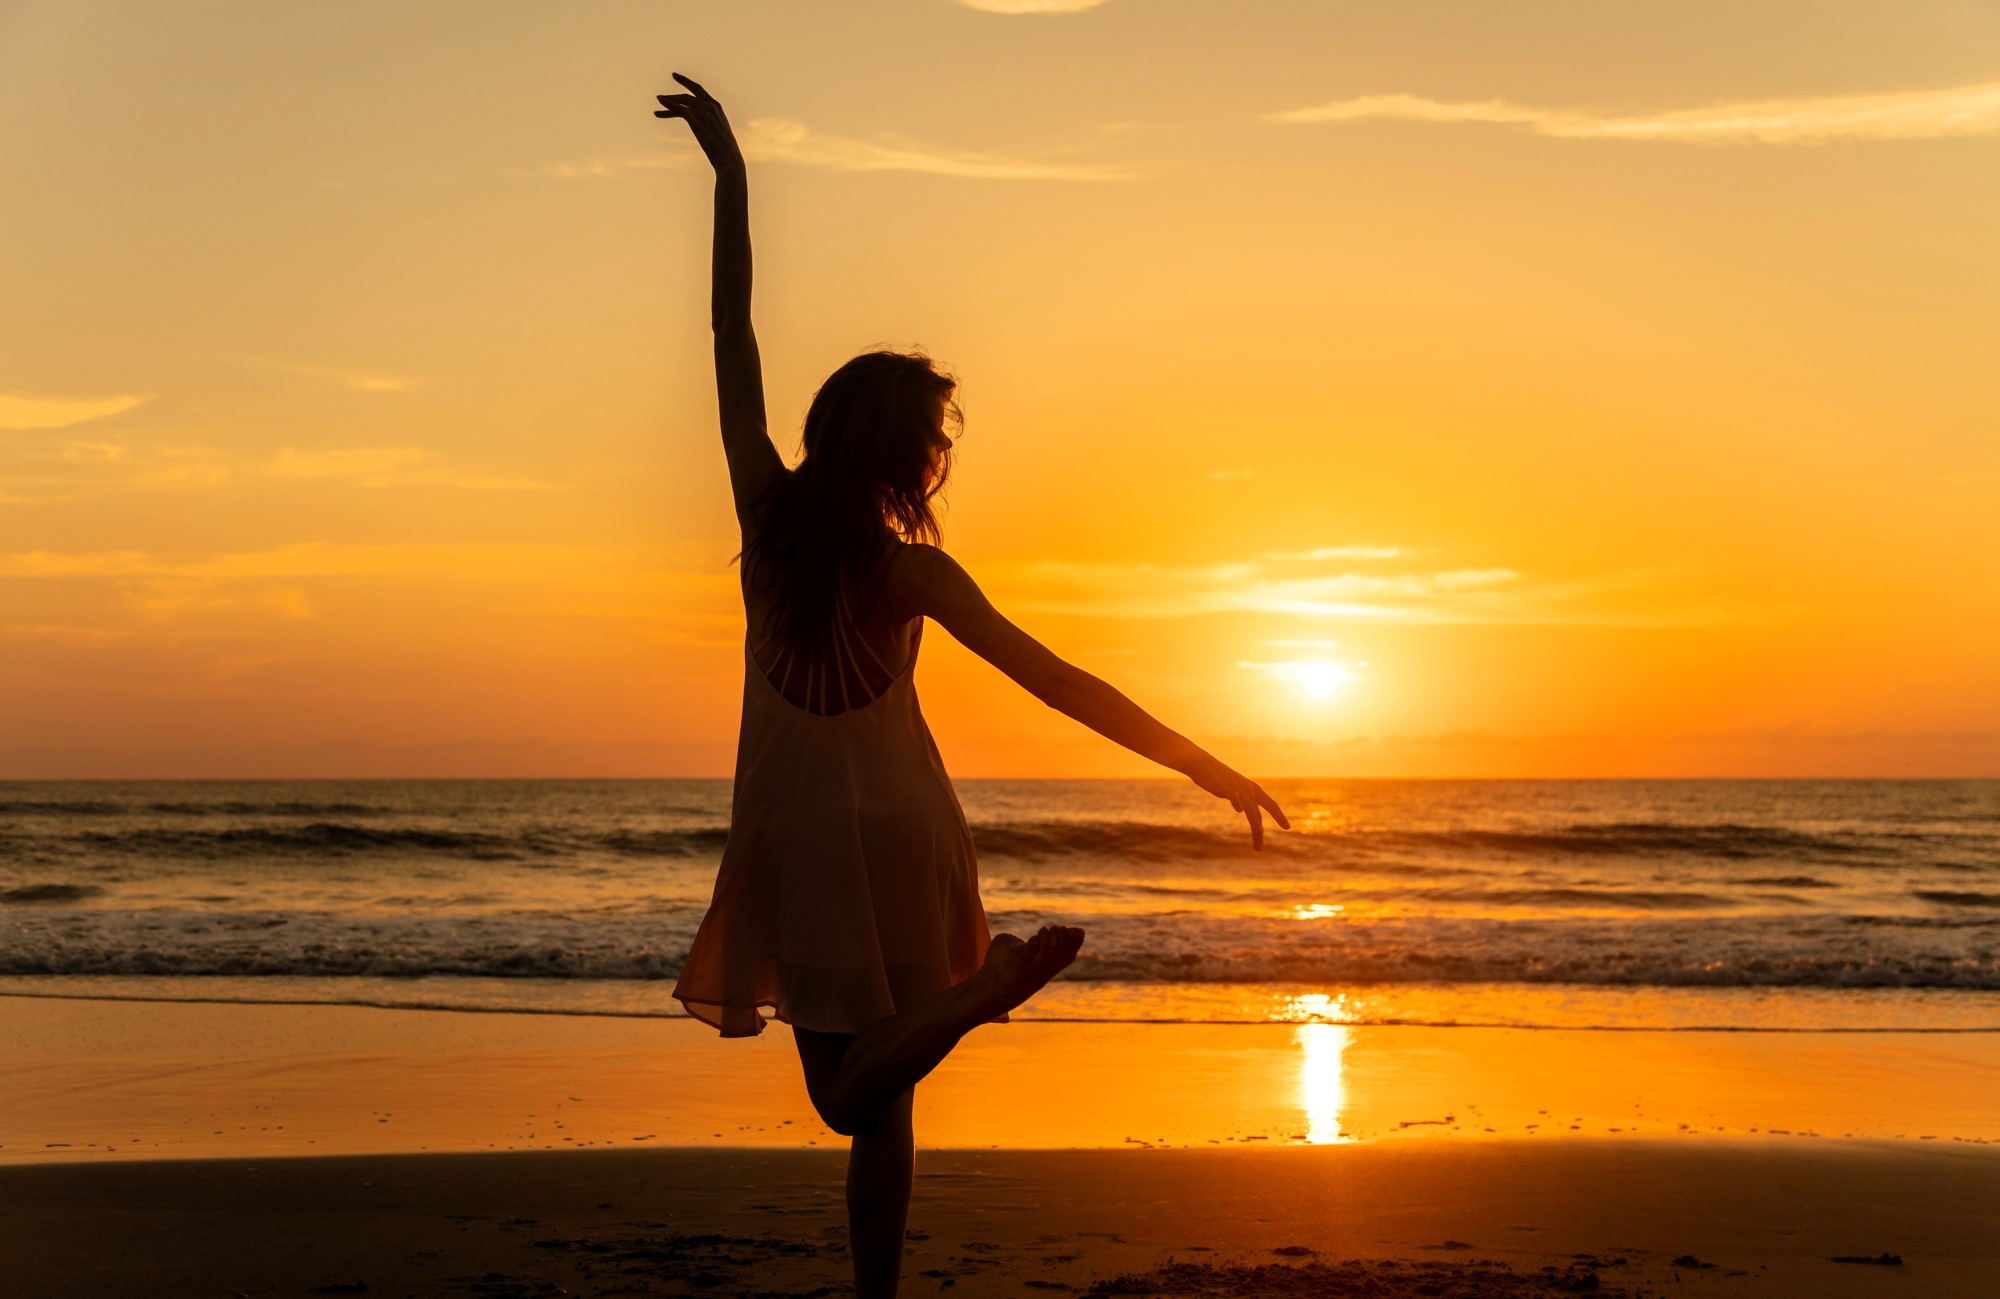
left=3, top=779, right=1997, bottom=1032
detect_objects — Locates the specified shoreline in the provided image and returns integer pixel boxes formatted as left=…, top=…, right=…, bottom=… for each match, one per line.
left=12, top=986, right=2000, bottom=1031
left=9, top=973, right=2000, bottom=1032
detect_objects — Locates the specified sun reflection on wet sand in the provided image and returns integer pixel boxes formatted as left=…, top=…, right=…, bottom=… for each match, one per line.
left=1296, top=1021, right=1353, bottom=1144
left=12, top=998, right=2000, bottom=1158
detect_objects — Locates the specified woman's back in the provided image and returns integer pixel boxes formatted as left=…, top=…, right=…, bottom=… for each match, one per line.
left=742, top=539, right=918, bottom=717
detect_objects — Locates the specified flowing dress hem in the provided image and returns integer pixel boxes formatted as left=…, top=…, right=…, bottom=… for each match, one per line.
left=674, top=990, right=1010, bottom=1039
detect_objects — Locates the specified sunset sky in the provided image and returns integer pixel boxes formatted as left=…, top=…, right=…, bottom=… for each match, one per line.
left=3, top=0, right=1996, bottom=778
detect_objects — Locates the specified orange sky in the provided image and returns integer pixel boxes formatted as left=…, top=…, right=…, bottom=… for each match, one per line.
left=2, top=1, right=1996, bottom=778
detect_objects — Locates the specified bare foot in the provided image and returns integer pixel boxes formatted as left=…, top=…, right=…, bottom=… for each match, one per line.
left=972, top=925, right=1084, bottom=1018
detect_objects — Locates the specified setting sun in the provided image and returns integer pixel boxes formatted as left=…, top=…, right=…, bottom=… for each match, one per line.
left=1238, top=657, right=1361, bottom=702
left=1295, top=660, right=1355, bottom=700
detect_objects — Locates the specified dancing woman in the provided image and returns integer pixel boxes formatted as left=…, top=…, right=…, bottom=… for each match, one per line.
left=657, top=75, right=1288, bottom=1299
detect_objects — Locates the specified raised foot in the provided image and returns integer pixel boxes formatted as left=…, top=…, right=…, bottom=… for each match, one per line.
left=973, top=925, right=1085, bottom=1018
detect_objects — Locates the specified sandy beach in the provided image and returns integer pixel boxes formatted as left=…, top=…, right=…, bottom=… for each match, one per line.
left=7, top=994, right=1999, bottom=1295
left=7, top=1142, right=1996, bottom=1296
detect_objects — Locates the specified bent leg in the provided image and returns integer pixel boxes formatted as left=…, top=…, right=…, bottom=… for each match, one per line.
left=792, top=926, right=1084, bottom=1135
left=790, top=979, right=971, bottom=1136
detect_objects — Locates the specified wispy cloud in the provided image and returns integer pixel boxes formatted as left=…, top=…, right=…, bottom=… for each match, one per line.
left=264, top=361, right=415, bottom=392
left=990, top=556, right=1528, bottom=622
left=982, top=549, right=1719, bottom=626
left=1263, top=545, right=1414, bottom=562
left=539, top=158, right=651, bottom=179
left=0, top=392, right=151, bottom=430
left=742, top=118, right=1128, bottom=179
left=1265, top=80, right=2000, bottom=145
left=0, top=545, right=738, bottom=647
left=960, top=0, right=1109, bottom=12
left=0, top=545, right=589, bottom=646
left=543, top=119, right=1130, bottom=182
left=266, top=447, right=427, bottom=483
left=0, top=441, right=544, bottom=504
left=259, top=447, right=542, bottom=491
left=0, top=542, right=606, bottom=581
left=121, top=581, right=315, bottom=624
left=0, top=444, right=229, bottom=503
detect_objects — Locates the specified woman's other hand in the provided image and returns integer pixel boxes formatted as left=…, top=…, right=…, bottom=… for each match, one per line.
left=1184, top=752, right=1290, bottom=851
left=655, top=72, right=744, bottom=174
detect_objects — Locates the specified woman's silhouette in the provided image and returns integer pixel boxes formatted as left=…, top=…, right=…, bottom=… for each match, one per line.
left=656, top=74, right=1288, bottom=1299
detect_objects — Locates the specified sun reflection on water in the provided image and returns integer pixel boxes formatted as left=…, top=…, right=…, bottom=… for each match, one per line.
left=1296, top=1017, right=1354, bottom=1145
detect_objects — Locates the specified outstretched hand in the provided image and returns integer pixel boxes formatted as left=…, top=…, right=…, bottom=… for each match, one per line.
left=655, top=72, right=743, bottom=174
left=1185, top=753, right=1290, bottom=851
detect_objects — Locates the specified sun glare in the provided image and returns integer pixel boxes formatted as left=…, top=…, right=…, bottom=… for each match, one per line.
left=1237, top=656, right=1362, bottom=703
left=1295, top=660, right=1351, bottom=698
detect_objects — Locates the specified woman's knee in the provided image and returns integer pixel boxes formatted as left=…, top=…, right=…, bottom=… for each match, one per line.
left=811, top=1083, right=912, bottom=1141
left=792, top=1027, right=860, bottom=1132
left=808, top=1083, right=861, bottom=1137
left=846, top=1087, right=913, bottom=1142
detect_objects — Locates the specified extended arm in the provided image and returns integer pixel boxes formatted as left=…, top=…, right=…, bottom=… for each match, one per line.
left=656, top=74, right=782, bottom=530
left=893, top=546, right=1290, bottom=848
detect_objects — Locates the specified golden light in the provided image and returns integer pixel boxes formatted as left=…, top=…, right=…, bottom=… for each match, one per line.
left=1296, top=1021, right=1353, bottom=1144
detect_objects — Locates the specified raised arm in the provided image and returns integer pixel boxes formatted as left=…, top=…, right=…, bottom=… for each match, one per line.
left=655, top=74, right=783, bottom=531
left=890, top=545, right=1290, bottom=849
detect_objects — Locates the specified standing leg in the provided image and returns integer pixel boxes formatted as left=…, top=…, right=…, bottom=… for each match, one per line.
left=795, top=1032, right=915, bottom=1299
left=789, top=926, right=1083, bottom=1299
left=846, top=1087, right=915, bottom=1299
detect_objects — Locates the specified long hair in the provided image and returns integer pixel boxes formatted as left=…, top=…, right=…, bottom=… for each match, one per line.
left=747, top=350, right=959, bottom=660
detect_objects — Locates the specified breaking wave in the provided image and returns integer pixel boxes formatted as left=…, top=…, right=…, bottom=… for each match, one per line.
left=4, top=907, right=1996, bottom=990
left=6, top=816, right=1979, bottom=871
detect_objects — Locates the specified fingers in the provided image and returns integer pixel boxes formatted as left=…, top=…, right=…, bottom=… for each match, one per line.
left=653, top=90, right=739, bottom=157
left=655, top=94, right=722, bottom=125
left=1229, top=773, right=1285, bottom=847
left=1190, top=758, right=1285, bottom=848
left=672, top=72, right=715, bottom=100
left=1256, top=784, right=1291, bottom=830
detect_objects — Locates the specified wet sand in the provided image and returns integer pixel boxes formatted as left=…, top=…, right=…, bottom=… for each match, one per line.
left=8, top=996, right=2000, bottom=1159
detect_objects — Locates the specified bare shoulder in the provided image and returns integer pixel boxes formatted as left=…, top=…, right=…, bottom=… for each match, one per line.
left=882, top=541, right=981, bottom=620
left=886, top=540, right=1057, bottom=680
left=888, top=541, right=961, bottom=582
